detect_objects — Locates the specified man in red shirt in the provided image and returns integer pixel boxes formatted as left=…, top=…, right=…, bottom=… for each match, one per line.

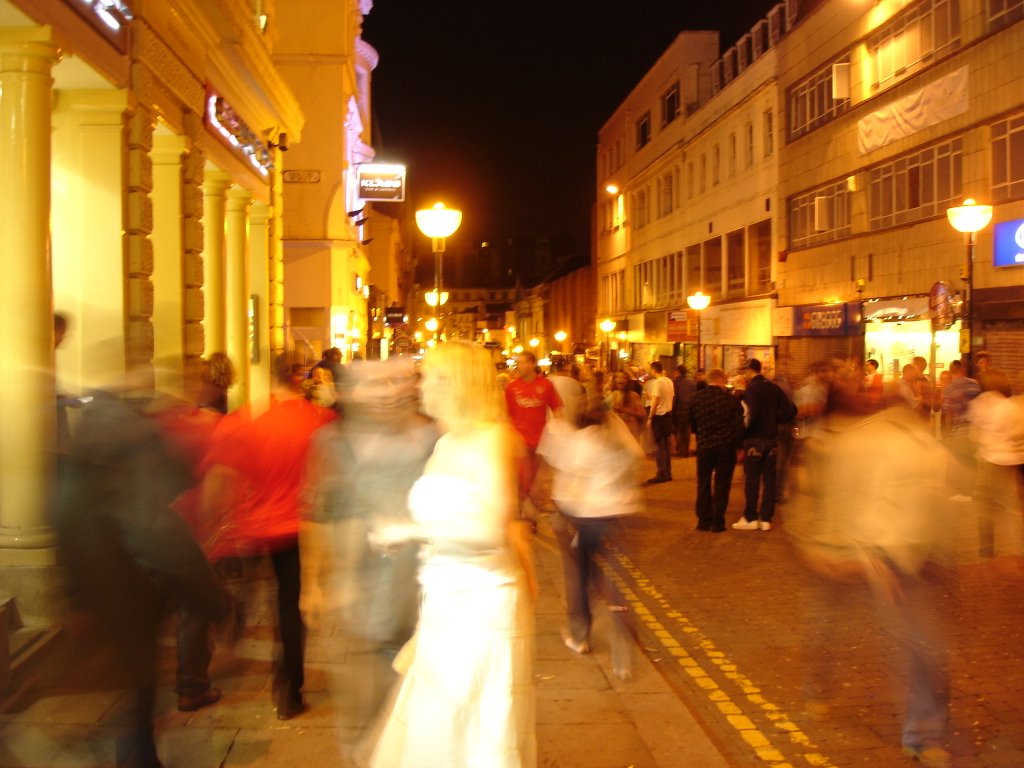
left=505, top=351, right=562, bottom=506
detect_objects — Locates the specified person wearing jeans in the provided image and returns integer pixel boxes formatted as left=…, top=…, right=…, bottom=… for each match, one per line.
left=645, top=361, right=675, bottom=484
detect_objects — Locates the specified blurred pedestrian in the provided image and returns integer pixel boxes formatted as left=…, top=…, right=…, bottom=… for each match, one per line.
left=200, top=359, right=336, bottom=720
left=299, top=358, right=438, bottom=753
left=791, top=383, right=953, bottom=768
left=941, top=359, right=981, bottom=501
left=550, top=357, right=584, bottom=426
left=538, top=393, right=642, bottom=680
left=505, top=350, right=562, bottom=512
left=368, top=341, right=536, bottom=768
left=863, top=358, right=884, bottom=409
left=196, top=352, right=234, bottom=415
left=689, top=368, right=744, bottom=532
left=733, top=358, right=796, bottom=531
left=610, top=370, right=645, bottom=442
left=55, top=377, right=237, bottom=768
left=672, top=365, right=696, bottom=458
left=968, top=369, right=1024, bottom=562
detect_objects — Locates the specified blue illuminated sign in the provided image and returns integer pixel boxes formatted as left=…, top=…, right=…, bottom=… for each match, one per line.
left=993, top=218, right=1024, bottom=268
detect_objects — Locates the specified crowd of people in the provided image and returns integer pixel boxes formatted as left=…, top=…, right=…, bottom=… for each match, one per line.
left=51, top=331, right=1024, bottom=768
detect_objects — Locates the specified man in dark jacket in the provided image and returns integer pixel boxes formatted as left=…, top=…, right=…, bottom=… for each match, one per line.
left=688, top=368, right=744, bottom=532
left=56, top=389, right=237, bottom=768
left=734, top=358, right=797, bottom=532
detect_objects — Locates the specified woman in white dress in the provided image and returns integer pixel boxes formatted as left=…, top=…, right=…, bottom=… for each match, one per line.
left=369, top=341, right=537, bottom=768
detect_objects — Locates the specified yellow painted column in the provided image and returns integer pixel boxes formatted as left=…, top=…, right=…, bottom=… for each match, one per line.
left=203, top=170, right=231, bottom=355
left=0, top=28, right=60, bottom=561
left=225, top=186, right=252, bottom=411
left=151, top=134, right=187, bottom=397
left=248, top=202, right=272, bottom=406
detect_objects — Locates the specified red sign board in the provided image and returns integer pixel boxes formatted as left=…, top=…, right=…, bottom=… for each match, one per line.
left=667, top=310, right=698, bottom=342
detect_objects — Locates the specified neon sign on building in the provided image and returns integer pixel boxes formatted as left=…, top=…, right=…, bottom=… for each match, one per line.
left=205, top=87, right=274, bottom=179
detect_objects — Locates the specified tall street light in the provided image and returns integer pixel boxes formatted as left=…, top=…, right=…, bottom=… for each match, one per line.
left=554, top=329, right=567, bottom=357
left=687, top=290, right=711, bottom=369
left=599, top=318, right=616, bottom=371
left=946, top=198, right=992, bottom=375
left=416, top=202, right=462, bottom=340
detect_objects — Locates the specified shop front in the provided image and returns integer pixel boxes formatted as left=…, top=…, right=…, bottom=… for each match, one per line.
left=862, top=295, right=960, bottom=383
left=699, top=298, right=776, bottom=377
left=776, top=301, right=863, bottom=384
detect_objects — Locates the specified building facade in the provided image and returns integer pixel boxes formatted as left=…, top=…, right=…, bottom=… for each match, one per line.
left=775, top=0, right=1024, bottom=387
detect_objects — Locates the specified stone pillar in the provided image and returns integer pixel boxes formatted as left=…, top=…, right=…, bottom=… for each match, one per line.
left=180, top=117, right=206, bottom=383
left=0, top=28, right=60, bottom=568
left=151, top=134, right=187, bottom=397
left=249, top=202, right=272, bottom=405
left=225, top=186, right=252, bottom=411
left=203, top=171, right=231, bottom=355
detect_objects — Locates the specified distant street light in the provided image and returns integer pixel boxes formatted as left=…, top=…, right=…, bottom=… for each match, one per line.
left=416, top=202, right=462, bottom=340
left=554, top=329, right=567, bottom=355
left=687, top=291, right=711, bottom=369
left=599, top=318, right=616, bottom=370
left=946, top=198, right=992, bottom=375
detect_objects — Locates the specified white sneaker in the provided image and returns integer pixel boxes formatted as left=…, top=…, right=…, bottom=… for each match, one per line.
left=732, top=518, right=759, bottom=530
left=564, top=636, right=590, bottom=655
left=759, top=521, right=772, bottom=531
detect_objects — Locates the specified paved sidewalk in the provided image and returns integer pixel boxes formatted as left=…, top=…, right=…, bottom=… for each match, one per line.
left=0, top=522, right=729, bottom=768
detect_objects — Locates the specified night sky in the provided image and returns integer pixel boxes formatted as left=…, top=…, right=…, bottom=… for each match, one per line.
left=362, top=0, right=780, bottom=253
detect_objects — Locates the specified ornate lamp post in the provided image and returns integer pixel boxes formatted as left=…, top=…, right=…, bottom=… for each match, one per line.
left=946, top=198, right=992, bottom=374
left=599, top=318, right=616, bottom=371
left=687, top=290, right=711, bottom=369
left=416, top=202, right=462, bottom=340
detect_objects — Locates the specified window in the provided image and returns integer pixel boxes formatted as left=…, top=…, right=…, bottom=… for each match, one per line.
left=612, top=193, right=625, bottom=228
left=869, top=0, right=960, bottom=91
left=789, top=181, right=852, bottom=249
left=633, top=189, right=649, bottom=229
left=787, top=57, right=850, bottom=141
left=685, top=244, right=702, bottom=294
left=636, top=111, right=651, bottom=149
left=749, top=220, right=773, bottom=293
left=703, top=238, right=722, bottom=298
left=992, top=111, right=1024, bottom=202
left=687, top=161, right=695, bottom=198
left=869, top=137, right=963, bottom=229
left=726, top=229, right=746, bottom=295
left=662, top=83, right=680, bottom=126
left=700, top=154, right=707, bottom=192
left=728, top=133, right=737, bottom=178
left=660, top=171, right=675, bottom=217
left=745, top=122, right=755, bottom=168
left=713, top=145, right=721, bottom=186
left=599, top=270, right=625, bottom=314
left=764, top=110, right=774, bottom=156
left=989, top=0, right=1024, bottom=30
left=669, top=251, right=685, bottom=305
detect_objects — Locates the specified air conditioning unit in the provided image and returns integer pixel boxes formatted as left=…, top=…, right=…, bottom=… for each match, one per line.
left=813, top=196, right=832, bottom=232
left=832, top=62, right=851, bottom=100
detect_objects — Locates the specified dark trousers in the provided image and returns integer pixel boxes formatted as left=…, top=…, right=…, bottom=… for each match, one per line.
left=652, top=413, right=673, bottom=480
left=271, top=545, right=305, bottom=703
left=743, top=437, right=778, bottom=522
left=175, top=609, right=212, bottom=696
left=673, top=411, right=691, bottom=457
left=695, top=446, right=737, bottom=530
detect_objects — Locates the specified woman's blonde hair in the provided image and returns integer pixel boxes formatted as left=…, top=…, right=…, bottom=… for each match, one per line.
left=203, top=352, right=235, bottom=390
left=422, top=341, right=504, bottom=426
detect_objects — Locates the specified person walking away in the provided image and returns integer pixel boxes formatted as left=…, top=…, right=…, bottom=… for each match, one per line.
left=549, top=357, right=584, bottom=426
left=537, top=393, right=643, bottom=679
left=672, top=365, right=696, bottom=457
left=645, top=361, right=675, bottom=484
left=733, top=358, right=796, bottom=531
left=689, top=368, right=745, bottom=532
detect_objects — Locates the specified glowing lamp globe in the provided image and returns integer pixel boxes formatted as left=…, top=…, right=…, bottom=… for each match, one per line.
left=687, top=291, right=711, bottom=310
left=946, top=199, right=993, bottom=234
left=416, top=202, right=463, bottom=239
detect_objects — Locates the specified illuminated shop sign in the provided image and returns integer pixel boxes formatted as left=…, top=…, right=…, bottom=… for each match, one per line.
left=357, top=164, right=407, bottom=202
left=205, top=87, right=273, bottom=178
left=993, top=218, right=1024, bottom=268
left=69, top=0, right=133, bottom=52
left=793, top=303, right=858, bottom=336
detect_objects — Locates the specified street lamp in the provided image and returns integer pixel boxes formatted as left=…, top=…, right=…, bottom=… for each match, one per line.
left=687, top=291, right=711, bottom=369
left=554, top=329, right=567, bottom=356
left=416, top=202, right=462, bottom=340
left=599, top=318, right=616, bottom=371
left=946, top=198, right=992, bottom=374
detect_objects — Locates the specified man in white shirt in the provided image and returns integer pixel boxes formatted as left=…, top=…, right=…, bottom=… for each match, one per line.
left=646, top=361, right=676, bottom=483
